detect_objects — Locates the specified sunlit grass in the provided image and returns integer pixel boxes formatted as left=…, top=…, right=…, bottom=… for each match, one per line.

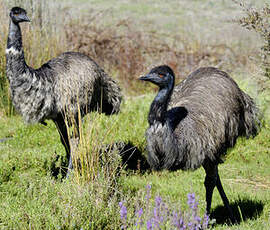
left=0, top=0, right=270, bottom=228
left=0, top=90, right=269, bottom=228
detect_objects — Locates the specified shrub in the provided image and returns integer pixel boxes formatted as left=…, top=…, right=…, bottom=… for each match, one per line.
left=233, top=0, right=270, bottom=79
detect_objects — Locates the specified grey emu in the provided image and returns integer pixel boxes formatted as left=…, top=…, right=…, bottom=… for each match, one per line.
left=139, top=65, right=260, bottom=223
left=6, top=7, right=122, bottom=175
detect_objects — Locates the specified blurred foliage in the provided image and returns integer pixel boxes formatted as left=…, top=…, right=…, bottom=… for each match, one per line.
left=234, top=0, right=270, bottom=79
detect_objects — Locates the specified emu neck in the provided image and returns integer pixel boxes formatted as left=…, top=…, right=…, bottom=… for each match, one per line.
left=148, top=85, right=173, bottom=125
left=6, top=20, right=27, bottom=76
left=7, top=20, right=23, bottom=50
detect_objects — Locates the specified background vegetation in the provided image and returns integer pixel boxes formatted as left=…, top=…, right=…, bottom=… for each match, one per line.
left=0, top=0, right=269, bottom=229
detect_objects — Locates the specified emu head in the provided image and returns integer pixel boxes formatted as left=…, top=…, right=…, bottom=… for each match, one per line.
left=10, top=7, right=30, bottom=24
left=139, top=65, right=175, bottom=89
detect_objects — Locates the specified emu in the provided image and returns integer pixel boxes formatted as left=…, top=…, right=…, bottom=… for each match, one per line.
left=139, top=65, right=260, bottom=223
left=6, top=7, right=122, bottom=175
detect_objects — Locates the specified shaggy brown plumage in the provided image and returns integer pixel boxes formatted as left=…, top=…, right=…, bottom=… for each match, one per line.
left=140, top=65, right=260, bottom=223
left=6, top=7, right=122, bottom=174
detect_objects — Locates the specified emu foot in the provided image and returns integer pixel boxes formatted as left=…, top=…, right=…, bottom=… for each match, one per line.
left=44, top=152, right=69, bottom=179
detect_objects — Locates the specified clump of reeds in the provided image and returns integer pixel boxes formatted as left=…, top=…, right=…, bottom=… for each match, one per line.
left=56, top=98, right=125, bottom=192
left=68, top=113, right=123, bottom=187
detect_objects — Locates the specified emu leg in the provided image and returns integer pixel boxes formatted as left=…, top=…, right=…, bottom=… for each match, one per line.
left=68, top=115, right=80, bottom=171
left=54, top=118, right=73, bottom=175
left=216, top=173, right=237, bottom=223
left=203, top=162, right=217, bottom=215
left=204, top=160, right=236, bottom=223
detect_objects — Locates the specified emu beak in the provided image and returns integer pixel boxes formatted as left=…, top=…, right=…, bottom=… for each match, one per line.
left=21, top=15, right=30, bottom=22
left=139, top=75, right=149, bottom=81
left=139, top=73, right=160, bottom=83
left=24, top=15, right=30, bottom=22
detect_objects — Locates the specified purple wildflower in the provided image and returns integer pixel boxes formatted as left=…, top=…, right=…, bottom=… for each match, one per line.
left=202, top=214, right=210, bottom=228
left=172, top=210, right=186, bottom=229
left=137, top=207, right=143, bottom=216
left=153, top=208, right=160, bottom=229
left=188, top=221, right=193, bottom=228
left=187, top=193, right=199, bottom=216
left=194, top=215, right=201, bottom=224
left=153, top=195, right=165, bottom=228
left=172, top=211, right=179, bottom=226
left=145, top=184, right=152, bottom=202
left=187, top=193, right=204, bottom=229
left=119, top=201, right=127, bottom=229
left=135, top=208, right=143, bottom=228
left=187, top=193, right=196, bottom=209
left=146, top=219, right=153, bottom=230
left=118, top=189, right=209, bottom=229
left=119, top=201, right=127, bottom=220
left=155, top=196, right=162, bottom=207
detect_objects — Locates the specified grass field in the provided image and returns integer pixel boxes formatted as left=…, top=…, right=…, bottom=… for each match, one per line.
left=0, top=92, right=269, bottom=229
left=0, top=0, right=270, bottom=229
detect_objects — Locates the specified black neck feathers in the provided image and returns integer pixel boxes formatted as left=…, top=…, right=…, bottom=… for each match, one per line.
left=148, top=80, right=174, bottom=125
left=6, top=19, right=28, bottom=77
left=7, top=20, right=23, bottom=51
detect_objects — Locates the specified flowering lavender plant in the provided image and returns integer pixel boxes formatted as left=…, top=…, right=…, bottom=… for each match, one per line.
left=119, top=201, right=127, bottom=229
left=119, top=185, right=210, bottom=229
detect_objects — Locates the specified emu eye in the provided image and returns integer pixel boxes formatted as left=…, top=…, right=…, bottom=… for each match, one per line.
left=159, top=74, right=164, bottom=78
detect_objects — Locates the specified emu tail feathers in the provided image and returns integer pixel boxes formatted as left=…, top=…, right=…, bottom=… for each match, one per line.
left=101, top=75, right=122, bottom=115
left=242, top=92, right=261, bottom=138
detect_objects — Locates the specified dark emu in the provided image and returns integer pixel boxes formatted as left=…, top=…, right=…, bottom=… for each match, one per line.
left=6, top=7, right=122, bottom=175
left=139, top=65, right=260, bottom=223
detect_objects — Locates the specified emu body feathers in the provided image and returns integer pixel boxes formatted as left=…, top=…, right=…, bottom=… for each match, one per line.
left=6, top=51, right=121, bottom=124
left=6, top=7, right=122, bottom=174
left=141, top=65, right=260, bottom=223
left=146, top=67, right=259, bottom=171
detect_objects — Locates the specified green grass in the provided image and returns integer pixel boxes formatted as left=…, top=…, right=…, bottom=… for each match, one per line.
left=0, top=88, right=270, bottom=229
left=1, top=0, right=270, bottom=228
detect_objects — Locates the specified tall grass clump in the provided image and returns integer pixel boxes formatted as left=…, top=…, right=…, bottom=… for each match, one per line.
left=0, top=0, right=68, bottom=115
left=58, top=97, right=136, bottom=185
left=62, top=97, right=149, bottom=181
left=118, top=185, right=210, bottom=229
left=66, top=112, right=123, bottom=187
